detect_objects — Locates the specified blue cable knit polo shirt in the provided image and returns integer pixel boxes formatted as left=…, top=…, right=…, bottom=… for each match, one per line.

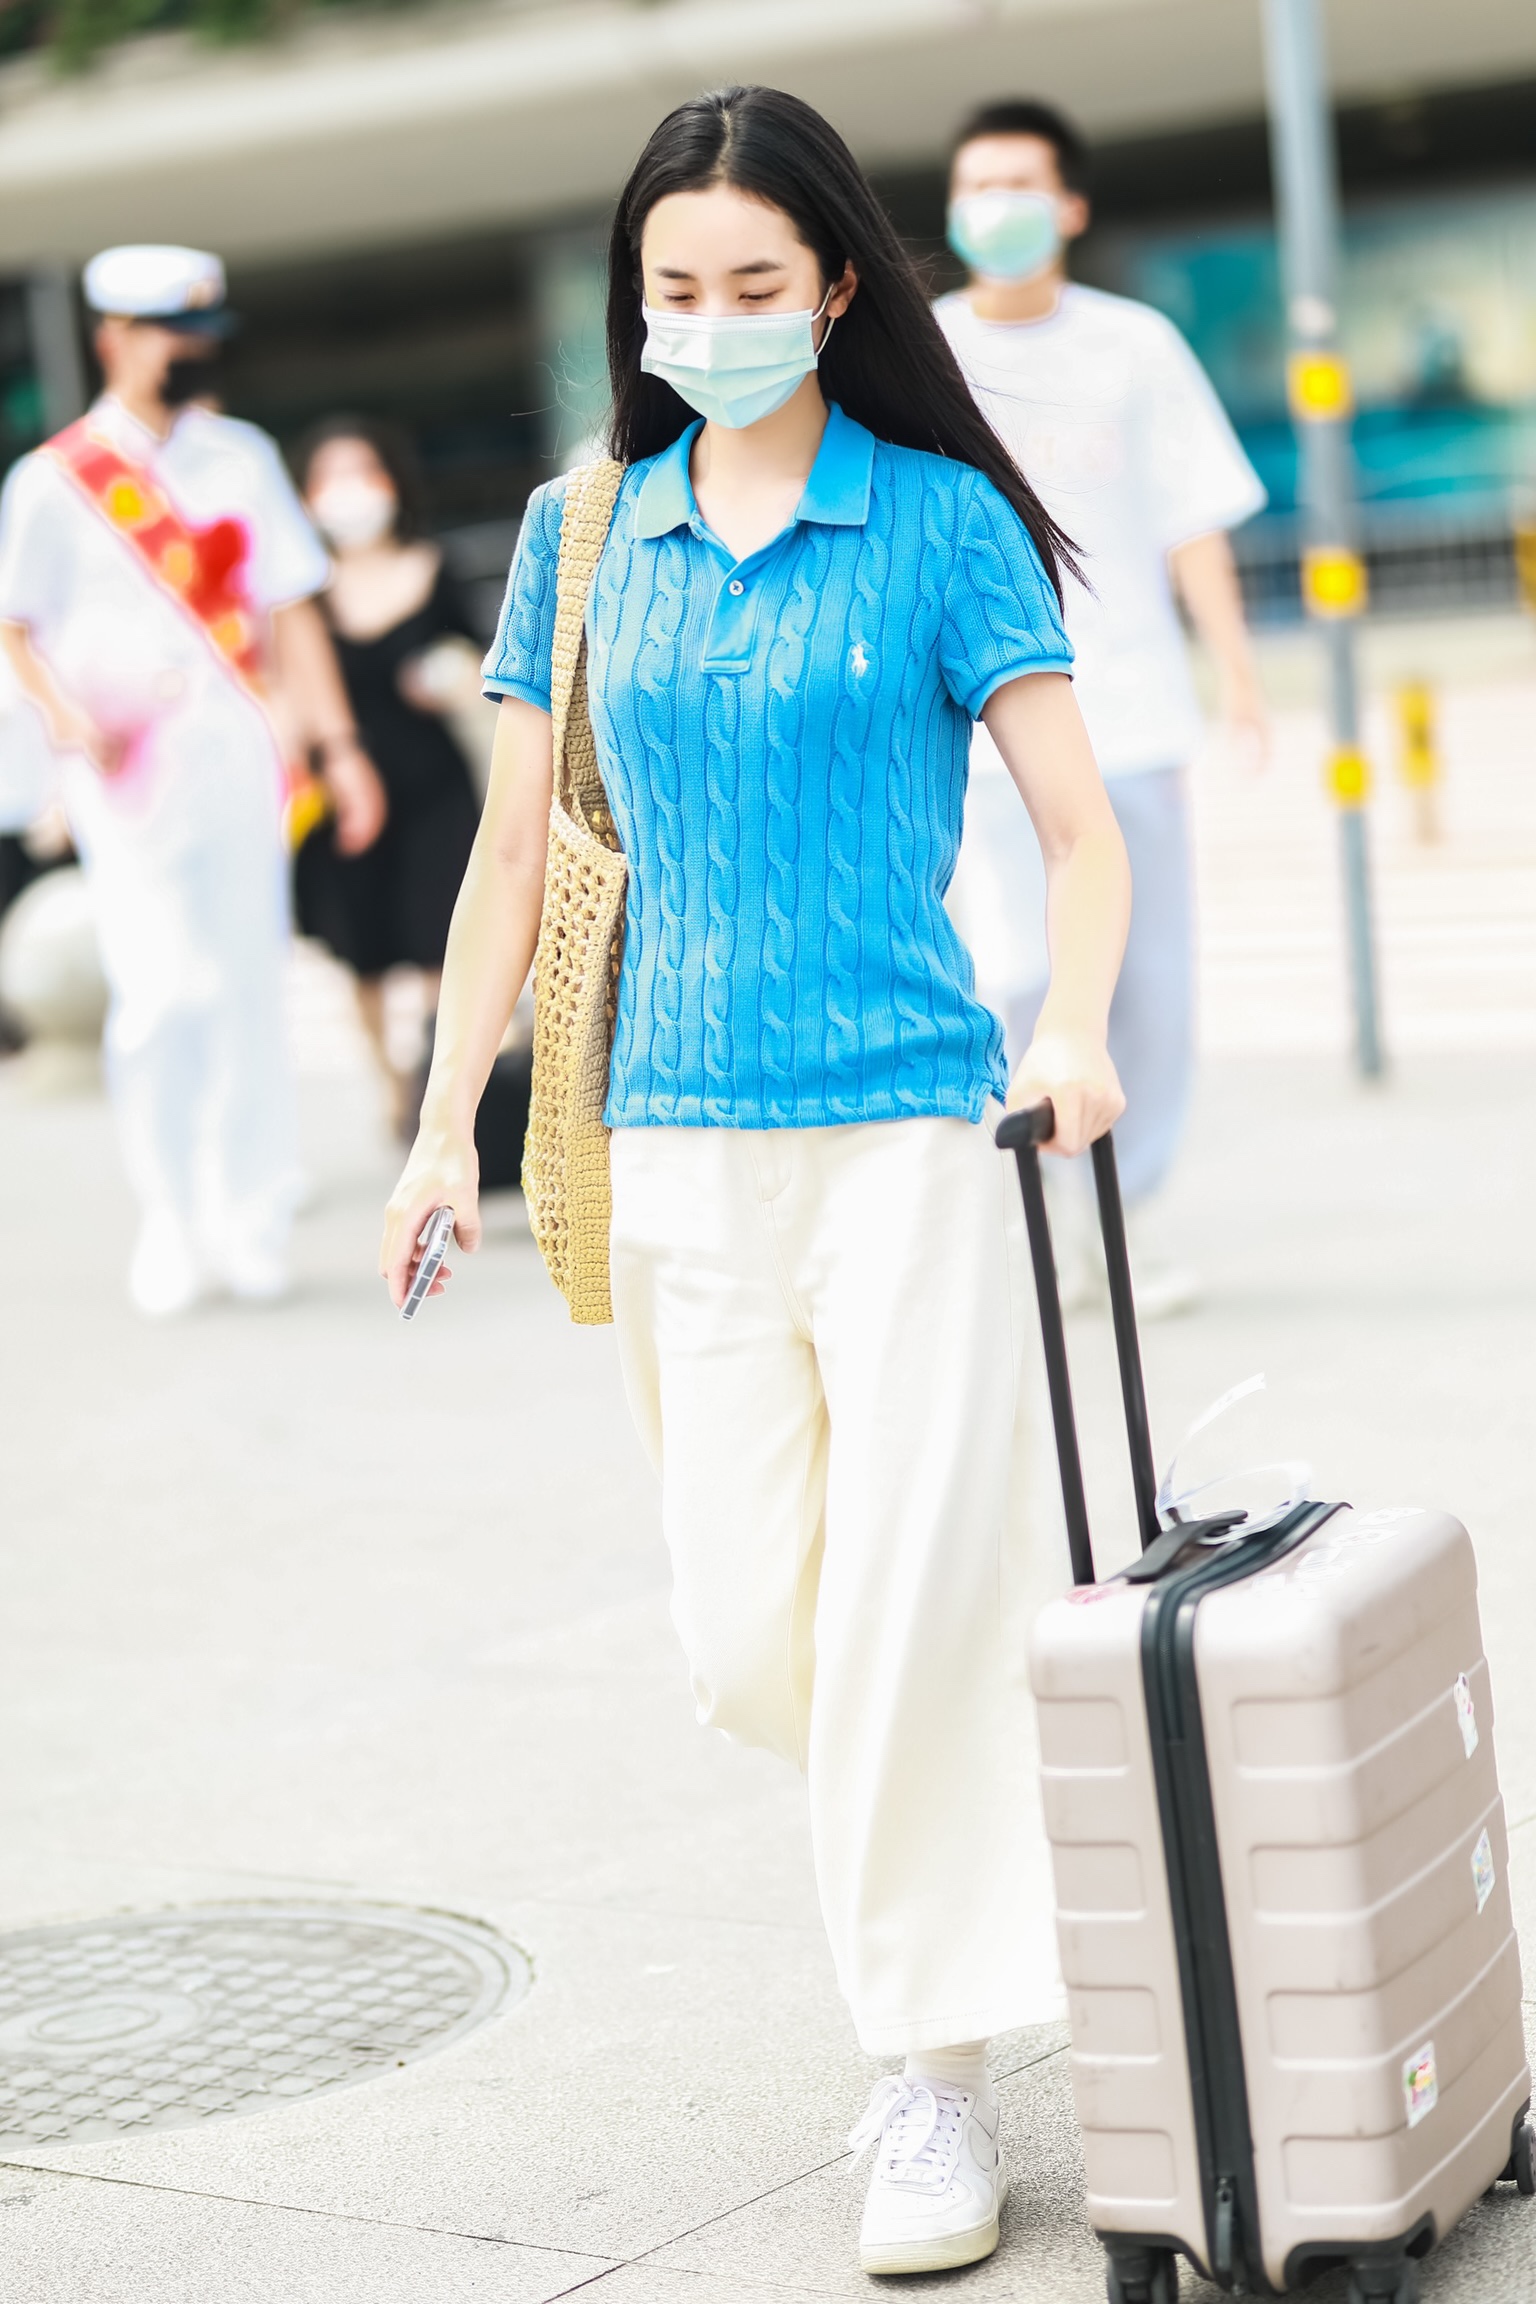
left=483, top=405, right=1074, bottom=1129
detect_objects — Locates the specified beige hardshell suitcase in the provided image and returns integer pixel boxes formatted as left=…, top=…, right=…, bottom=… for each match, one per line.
left=995, top=1106, right=1532, bottom=2304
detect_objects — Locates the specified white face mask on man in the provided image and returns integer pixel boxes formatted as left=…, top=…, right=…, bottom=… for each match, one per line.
left=310, top=479, right=397, bottom=552
left=946, top=190, right=1062, bottom=284
left=640, top=286, right=838, bottom=430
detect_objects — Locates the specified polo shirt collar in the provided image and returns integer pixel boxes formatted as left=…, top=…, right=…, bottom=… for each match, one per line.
left=797, top=403, right=875, bottom=527
left=632, top=421, right=701, bottom=541
left=632, top=402, right=875, bottom=541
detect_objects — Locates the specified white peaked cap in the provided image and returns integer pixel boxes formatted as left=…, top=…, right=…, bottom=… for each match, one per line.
left=83, top=244, right=226, bottom=320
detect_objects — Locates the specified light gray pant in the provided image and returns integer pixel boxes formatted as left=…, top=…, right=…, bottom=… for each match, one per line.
left=949, top=763, right=1193, bottom=1204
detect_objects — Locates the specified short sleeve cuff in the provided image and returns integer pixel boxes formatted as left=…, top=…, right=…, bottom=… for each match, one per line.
left=961, top=650, right=1075, bottom=721
left=262, top=566, right=329, bottom=613
left=480, top=474, right=564, bottom=721
left=1159, top=476, right=1268, bottom=554
left=481, top=672, right=552, bottom=712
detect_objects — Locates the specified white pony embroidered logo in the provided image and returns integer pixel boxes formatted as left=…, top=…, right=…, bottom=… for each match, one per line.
left=848, top=641, right=872, bottom=681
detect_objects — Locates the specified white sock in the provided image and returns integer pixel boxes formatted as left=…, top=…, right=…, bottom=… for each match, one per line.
left=904, top=2039, right=992, bottom=2102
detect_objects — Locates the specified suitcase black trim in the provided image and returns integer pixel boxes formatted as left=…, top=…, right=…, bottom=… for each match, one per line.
left=1139, top=1500, right=1343, bottom=2294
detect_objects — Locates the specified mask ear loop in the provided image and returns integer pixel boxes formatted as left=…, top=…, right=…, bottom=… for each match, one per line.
left=813, top=280, right=840, bottom=357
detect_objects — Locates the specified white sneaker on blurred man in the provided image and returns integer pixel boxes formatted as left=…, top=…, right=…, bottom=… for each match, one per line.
left=1042, top=1162, right=1107, bottom=1316
left=128, top=1208, right=206, bottom=1318
left=209, top=1212, right=291, bottom=1304
left=1045, top=1172, right=1200, bottom=1323
left=1126, top=1198, right=1200, bottom=1322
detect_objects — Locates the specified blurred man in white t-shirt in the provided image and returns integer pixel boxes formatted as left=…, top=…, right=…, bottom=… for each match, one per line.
left=939, top=99, right=1266, bottom=1313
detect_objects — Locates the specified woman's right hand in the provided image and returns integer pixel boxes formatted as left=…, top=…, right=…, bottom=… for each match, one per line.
left=380, top=1124, right=482, bottom=1310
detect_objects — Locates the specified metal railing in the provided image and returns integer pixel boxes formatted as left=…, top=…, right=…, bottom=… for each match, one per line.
left=1232, top=502, right=1524, bottom=624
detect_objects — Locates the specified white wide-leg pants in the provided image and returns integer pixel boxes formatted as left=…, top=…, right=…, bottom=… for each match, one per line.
left=74, top=737, right=299, bottom=1274
left=610, top=1113, right=1061, bottom=2055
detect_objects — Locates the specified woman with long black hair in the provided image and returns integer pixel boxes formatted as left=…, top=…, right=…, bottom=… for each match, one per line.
left=382, top=86, right=1129, bottom=2278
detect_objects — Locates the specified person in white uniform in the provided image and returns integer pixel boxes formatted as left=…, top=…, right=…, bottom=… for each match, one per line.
left=938, top=100, right=1267, bottom=1313
left=0, top=245, right=386, bottom=1314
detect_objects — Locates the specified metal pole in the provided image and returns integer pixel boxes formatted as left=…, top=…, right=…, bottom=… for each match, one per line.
left=1261, top=0, right=1384, bottom=1078
left=25, top=267, right=88, bottom=435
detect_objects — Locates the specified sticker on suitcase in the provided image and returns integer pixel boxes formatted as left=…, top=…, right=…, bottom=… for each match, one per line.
left=1473, top=1827, right=1496, bottom=1913
left=1454, top=1672, right=1479, bottom=1757
left=1403, top=2043, right=1439, bottom=2128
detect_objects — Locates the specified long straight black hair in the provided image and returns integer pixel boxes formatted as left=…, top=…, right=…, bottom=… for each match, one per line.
left=607, top=85, right=1080, bottom=602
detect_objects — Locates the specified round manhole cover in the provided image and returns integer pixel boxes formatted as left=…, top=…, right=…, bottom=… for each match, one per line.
left=0, top=1903, right=526, bottom=2146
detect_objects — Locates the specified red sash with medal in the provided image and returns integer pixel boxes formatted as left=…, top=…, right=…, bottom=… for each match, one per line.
left=43, top=417, right=327, bottom=842
left=45, top=416, right=265, bottom=697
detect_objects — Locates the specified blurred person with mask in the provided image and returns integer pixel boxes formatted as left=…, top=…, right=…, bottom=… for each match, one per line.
left=0, top=244, right=386, bottom=1315
left=938, top=101, right=1266, bottom=1314
left=293, top=417, right=484, bottom=1136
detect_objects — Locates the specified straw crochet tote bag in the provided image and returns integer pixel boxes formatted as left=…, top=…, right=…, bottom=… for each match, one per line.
left=522, top=455, right=627, bottom=1325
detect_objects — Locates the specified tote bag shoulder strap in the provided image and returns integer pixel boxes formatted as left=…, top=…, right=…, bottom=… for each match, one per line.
left=549, top=458, right=624, bottom=839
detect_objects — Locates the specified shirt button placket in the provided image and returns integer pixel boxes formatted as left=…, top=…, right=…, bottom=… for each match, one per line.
left=705, top=567, right=755, bottom=672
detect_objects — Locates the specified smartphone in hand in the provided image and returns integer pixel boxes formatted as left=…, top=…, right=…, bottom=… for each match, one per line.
left=400, top=1206, right=455, bottom=1323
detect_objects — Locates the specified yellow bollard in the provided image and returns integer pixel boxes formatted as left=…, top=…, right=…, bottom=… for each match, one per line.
left=1516, top=523, right=1536, bottom=617
left=1395, top=680, right=1440, bottom=843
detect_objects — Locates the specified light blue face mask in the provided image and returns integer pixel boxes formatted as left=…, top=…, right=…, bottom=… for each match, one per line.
left=947, top=190, right=1061, bottom=283
left=640, top=288, right=835, bottom=430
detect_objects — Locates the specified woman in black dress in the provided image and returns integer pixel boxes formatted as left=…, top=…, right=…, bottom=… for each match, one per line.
left=293, top=417, right=483, bottom=1131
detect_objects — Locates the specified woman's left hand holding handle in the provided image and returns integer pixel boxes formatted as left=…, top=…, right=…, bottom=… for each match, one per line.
left=1007, top=1029, right=1125, bottom=1159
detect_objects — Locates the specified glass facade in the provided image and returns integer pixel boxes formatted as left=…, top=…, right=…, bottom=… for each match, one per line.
left=1091, top=185, right=1536, bottom=512
left=1080, top=184, right=1536, bottom=620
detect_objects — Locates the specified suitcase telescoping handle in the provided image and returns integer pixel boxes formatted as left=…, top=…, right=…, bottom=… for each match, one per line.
left=995, top=1103, right=1160, bottom=1586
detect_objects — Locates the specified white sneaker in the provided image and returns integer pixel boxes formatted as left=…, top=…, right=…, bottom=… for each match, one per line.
left=205, top=1212, right=291, bottom=1304
left=220, top=1239, right=291, bottom=1303
left=1126, top=1203, right=1200, bottom=1321
left=1042, top=1164, right=1108, bottom=1315
left=128, top=1209, right=205, bottom=1319
left=849, top=2075, right=1006, bottom=2276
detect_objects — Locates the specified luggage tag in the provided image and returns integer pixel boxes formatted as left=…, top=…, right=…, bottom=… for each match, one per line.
left=1115, top=1378, right=1317, bottom=1587
left=1153, top=1374, right=1313, bottom=1536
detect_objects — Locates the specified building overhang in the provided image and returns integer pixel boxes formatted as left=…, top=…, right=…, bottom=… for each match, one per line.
left=2, top=0, right=1535, bottom=268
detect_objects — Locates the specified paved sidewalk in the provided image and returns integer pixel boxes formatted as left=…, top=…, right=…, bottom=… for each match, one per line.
left=1, top=1034, right=1533, bottom=2302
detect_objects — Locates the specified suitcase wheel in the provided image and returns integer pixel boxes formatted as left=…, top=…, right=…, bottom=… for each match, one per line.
left=1514, top=2117, right=1536, bottom=2197
left=1347, top=2265, right=1419, bottom=2304
left=1105, top=2248, right=1178, bottom=2304
left=1494, top=2114, right=1535, bottom=2195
